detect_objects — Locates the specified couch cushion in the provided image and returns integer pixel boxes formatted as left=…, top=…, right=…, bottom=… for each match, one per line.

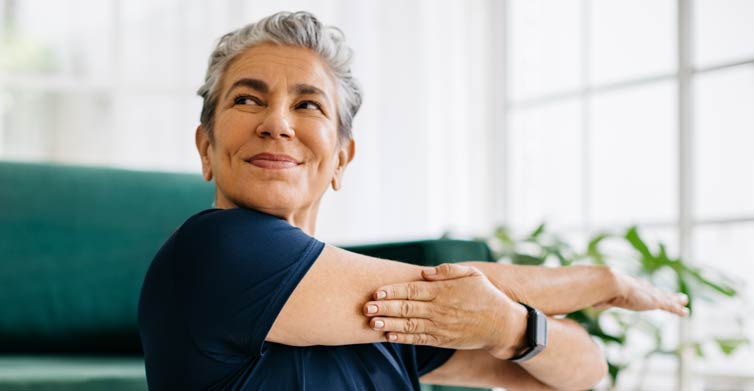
left=0, top=355, right=146, bottom=391
left=0, top=162, right=214, bottom=353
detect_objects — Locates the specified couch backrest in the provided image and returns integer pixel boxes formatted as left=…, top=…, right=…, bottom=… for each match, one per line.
left=0, top=162, right=214, bottom=353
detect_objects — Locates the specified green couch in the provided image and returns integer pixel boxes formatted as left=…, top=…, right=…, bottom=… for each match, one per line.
left=0, top=161, right=493, bottom=391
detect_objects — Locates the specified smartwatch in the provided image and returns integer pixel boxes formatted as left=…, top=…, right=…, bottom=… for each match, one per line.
left=508, top=303, right=547, bottom=363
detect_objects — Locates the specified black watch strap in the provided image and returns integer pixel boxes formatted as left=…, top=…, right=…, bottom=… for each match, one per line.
left=508, top=303, right=547, bottom=363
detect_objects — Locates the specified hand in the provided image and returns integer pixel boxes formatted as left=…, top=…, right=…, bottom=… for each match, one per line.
left=362, top=263, right=527, bottom=360
left=595, top=271, right=690, bottom=316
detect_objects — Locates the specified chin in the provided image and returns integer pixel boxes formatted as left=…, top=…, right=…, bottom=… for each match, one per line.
left=239, top=190, right=302, bottom=214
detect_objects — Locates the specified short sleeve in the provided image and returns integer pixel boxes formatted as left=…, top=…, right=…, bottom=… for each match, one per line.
left=174, top=208, right=325, bottom=359
left=414, top=345, right=456, bottom=377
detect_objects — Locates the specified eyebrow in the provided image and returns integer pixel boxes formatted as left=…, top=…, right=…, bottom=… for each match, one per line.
left=225, top=78, right=268, bottom=99
left=224, top=78, right=330, bottom=102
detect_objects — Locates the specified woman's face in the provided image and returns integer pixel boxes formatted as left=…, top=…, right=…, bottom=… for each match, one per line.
left=196, top=44, right=354, bottom=222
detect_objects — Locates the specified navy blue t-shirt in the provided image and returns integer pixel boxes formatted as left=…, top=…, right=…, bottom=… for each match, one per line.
left=138, top=208, right=455, bottom=390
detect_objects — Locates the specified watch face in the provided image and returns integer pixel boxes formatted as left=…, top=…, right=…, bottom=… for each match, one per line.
left=535, top=308, right=548, bottom=347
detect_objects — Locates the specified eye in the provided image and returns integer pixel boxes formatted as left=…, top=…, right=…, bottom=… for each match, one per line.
left=233, top=95, right=262, bottom=106
left=296, top=100, right=323, bottom=112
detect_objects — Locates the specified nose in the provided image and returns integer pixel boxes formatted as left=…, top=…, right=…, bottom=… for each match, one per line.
left=256, top=107, right=295, bottom=140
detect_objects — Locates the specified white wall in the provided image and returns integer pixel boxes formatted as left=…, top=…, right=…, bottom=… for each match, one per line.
left=0, top=0, right=504, bottom=245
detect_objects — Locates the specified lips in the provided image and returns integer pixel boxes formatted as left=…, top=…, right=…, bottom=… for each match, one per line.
left=246, top=153, right=302, bottom=169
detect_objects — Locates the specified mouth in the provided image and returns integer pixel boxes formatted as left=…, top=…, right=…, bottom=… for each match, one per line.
left=245, top=153, right=303, bottom=169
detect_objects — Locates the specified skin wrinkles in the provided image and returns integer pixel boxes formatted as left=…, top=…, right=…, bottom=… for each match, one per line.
left=196, top=43, right=355, bottom=235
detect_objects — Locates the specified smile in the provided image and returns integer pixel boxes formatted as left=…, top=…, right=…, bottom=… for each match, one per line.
left=246, top=153, right=303, bottom=169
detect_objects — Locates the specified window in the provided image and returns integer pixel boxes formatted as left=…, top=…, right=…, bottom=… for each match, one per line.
left=504, top=0, right=754, bottom=388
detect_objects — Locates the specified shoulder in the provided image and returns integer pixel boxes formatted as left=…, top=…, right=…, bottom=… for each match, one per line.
left=182, top=207, right=290, bottom=233
left=174, top=208, right=324, bottom=275
left=178, top=208, right=308, bottom=246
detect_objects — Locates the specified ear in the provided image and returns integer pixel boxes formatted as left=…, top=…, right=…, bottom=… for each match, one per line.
left=195, top=125, right=213, bottom=182
left=331, top=138, right=355, bottom=191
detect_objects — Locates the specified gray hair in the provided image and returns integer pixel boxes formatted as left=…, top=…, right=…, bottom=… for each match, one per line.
left=197, top=11, right=362, bottom=144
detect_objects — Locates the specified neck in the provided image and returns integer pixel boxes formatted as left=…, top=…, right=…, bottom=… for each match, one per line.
left=214, top=195, right=319, bottom=237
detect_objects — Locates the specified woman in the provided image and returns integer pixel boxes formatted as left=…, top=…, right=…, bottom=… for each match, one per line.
left=138, top=11, right=688, bottom=390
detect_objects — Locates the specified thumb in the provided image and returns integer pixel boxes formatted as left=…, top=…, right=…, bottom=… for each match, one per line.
left=422, top=263, right=482, bottom=281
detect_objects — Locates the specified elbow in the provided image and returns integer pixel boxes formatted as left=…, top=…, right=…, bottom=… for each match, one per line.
left=580, top=355, right=609, bottom=391
left=559, top=345, right=608, bottom=391
left=552, top=320, right=609, bottom=391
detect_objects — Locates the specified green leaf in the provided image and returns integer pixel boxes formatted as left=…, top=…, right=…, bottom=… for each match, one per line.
left=625, top=226, right=652, bottom=259
left=512, top=253, right=546, bottom=266
left=624, top=226, right=663, bottom=273
left=553, top=250, right=572, bottom=266
left=656, top=243, right=678, bottom=268
left=693, top=342, right=705, bottom=358
left=715, top=338, right=750, bottom=355
left=586, top=233, right=610, bottom=265
left=682, top=266, right=738, bottom=297
left=607, top=362, right=624, bottom=386
left=494, top=226, right=515, bottom=247
left=677, top=274, right=693, bottom=314
left=567, top=310, right=625, bottom=344
left=529, top=223, right=546, bottom=239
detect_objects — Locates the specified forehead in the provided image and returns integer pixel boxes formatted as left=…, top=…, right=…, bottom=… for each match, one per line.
left=220, top=43, right=337, bottom=97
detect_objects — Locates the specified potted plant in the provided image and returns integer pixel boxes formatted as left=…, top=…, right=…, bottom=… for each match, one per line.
left=485, top=224, right=749, bottom=390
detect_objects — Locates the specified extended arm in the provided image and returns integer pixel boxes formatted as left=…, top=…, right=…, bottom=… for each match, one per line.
left=465, top=262, right=689, bottom=316
left=464, top=262, right=618, bottom=315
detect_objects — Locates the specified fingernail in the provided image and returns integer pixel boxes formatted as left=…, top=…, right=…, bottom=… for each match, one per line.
left=388, top=334, right=397, bottom=341
left=424, top=268, right=437, bottom=275
left=374, top=320, right=384, bottom=329
left=376, top=291, right=386, bottom=299
left=367, top=305, right=378, bottom=314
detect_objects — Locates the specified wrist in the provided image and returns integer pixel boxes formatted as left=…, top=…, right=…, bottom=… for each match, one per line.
left=488, top=301, right=528, bottom=360
left=603, top=266, right=627, bottom=302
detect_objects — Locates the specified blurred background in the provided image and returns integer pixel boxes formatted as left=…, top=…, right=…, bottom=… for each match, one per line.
left=1, top=0, right=752, bottom=389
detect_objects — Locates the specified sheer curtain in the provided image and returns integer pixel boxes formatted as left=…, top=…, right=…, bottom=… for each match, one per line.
left=0, top=0, right=505, bottom=244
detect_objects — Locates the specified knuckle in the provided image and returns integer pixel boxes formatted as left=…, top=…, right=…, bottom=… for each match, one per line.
left=400, top=301, right=412, bottom=317
left=415, top=334, right=428, bottom=345
left=407, top=284, right=421, bottom=300
left=404, top=318, right=418, bottom=333
left=467, top=266, right=483, bottom=275
left=437, top=263, right=454, bottom=274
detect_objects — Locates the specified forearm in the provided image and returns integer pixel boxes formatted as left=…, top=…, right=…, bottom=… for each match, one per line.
left=420, top=350, right=560, bottom=391
left=515, top=316, right=607, bottom=390
left=480, top=290, right=607, bottom=390
left=425, top=316, right=607, bottom=390
left=464, top=262, right=621, bottom=315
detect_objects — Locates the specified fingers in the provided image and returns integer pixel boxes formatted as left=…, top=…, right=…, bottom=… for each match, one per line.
left=369, top=316, right=436, bottom=334
left=363, top=300, right=433, bottom=318
left=373, top=281, right=437, bottom=301
left=383, top=332, right=440, bottom=345
left=662, top=292, right=690, bottom=317
left=422, top=263, right=483, bottom=281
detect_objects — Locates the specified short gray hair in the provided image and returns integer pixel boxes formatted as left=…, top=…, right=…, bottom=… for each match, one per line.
left=197, top=11, right=362, bottom=144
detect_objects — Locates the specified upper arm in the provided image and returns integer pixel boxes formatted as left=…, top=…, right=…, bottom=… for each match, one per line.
left=419, top=350, right=560, bottom=391
left=177, top=208, right=425, bottom=354
left=266, top=244, right=426, bottom=346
